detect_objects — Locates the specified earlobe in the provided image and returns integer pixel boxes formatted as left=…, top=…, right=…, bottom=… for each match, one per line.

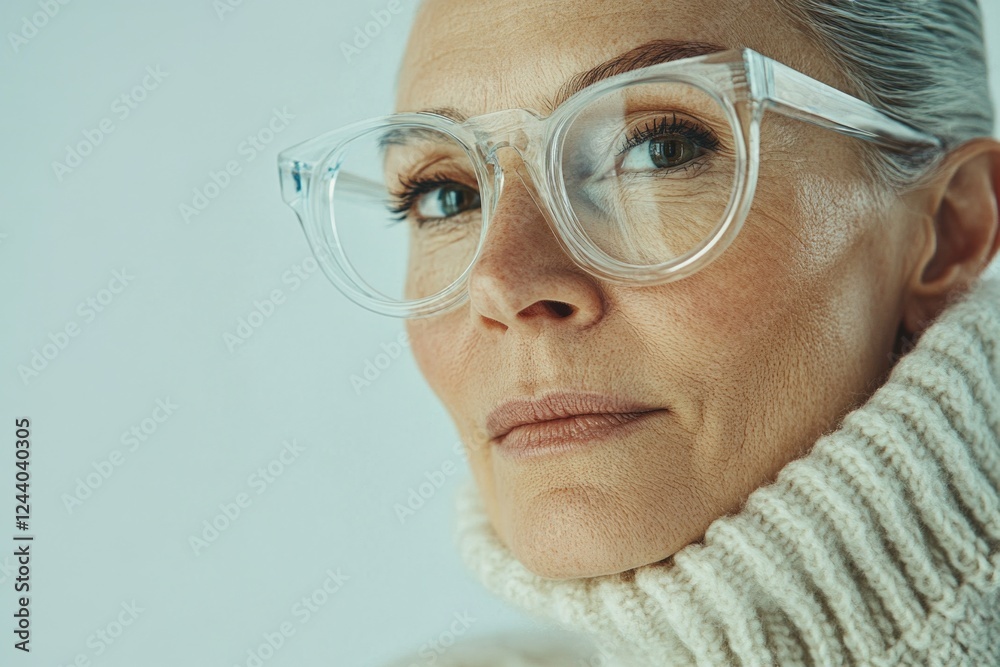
left=900, top=139, right=1000, bottom=336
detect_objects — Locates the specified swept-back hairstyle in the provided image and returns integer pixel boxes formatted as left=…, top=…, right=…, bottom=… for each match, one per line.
left=774, top=0, right=995, bottom=192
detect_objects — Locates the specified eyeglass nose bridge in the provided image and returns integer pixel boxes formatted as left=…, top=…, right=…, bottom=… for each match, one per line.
left=463, top=108, right=553, bottom=218
left=462, top=108, right=589, bottom=278
left=464, top=108, right=547, bottom=166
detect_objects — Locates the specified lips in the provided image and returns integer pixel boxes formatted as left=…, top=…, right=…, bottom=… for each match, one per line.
left=486, top=390, right=664, bottom=443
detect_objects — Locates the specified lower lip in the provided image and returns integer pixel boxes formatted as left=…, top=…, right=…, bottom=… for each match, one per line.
left=492, top=410, right=664, bottom=460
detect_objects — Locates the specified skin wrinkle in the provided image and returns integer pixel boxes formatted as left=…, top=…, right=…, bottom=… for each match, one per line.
left=396, top=0, right=1000, bottom=579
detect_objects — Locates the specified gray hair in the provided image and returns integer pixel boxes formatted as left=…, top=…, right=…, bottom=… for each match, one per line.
left=772, top=0, right=995, bottom=193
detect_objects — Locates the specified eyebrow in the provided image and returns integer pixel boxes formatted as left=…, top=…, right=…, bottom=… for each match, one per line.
left=410, top=39, right=730, bottom=123
left=549, top=39, right=729, bottom=111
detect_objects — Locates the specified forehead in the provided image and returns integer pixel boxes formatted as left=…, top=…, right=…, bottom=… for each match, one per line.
left=395, top=0, right=845, bottom=117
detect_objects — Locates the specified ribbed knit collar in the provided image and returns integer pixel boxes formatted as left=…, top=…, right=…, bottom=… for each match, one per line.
left=454, top=273, right=1000, bottom=667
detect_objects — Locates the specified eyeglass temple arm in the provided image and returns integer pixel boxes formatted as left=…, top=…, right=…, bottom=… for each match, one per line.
left=279, top=153, right=391, bottom=210
left=758, top=54, right=943, bottom=153
left=334, top=171, right=389, bottom=202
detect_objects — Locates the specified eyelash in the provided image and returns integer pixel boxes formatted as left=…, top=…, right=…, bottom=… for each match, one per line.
left=387, top=114, right=720, bottom=221
left=387, top=174, right=471, bottom=223
left=616, top=113, right=722, bottom=157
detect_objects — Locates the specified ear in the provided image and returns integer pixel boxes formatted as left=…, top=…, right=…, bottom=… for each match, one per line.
left=900, top=137, right=1000, bottom=335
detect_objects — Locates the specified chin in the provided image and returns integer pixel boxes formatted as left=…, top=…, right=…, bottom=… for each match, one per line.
left=495, top=486, right=683, bottom=579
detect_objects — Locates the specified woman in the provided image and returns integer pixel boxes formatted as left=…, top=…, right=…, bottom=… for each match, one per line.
left=279, top=0, right=1000, bottom=663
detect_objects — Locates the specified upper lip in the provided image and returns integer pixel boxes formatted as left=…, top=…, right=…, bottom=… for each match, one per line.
left=486, top=390, right=663, bottom=441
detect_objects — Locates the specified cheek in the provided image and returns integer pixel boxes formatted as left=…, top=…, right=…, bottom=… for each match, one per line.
left=406, top=317, right=456, bottom=396
left=613, top=163, right=891, bottom=431
left=406, top=313, right=482, bottom=426
left=725, top=127, right=889, bottom=307
left=407, top=315, right=499, bottom=504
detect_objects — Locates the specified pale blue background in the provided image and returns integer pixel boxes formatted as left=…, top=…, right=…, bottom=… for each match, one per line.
left=2, top=1, right=999, bottom=666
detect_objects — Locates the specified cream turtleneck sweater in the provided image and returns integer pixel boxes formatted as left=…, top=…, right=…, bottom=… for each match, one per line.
left=451, top=272, right=1000, bottom=666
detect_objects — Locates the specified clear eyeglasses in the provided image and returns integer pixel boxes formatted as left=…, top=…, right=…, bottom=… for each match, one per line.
left=277, top=47, right=942, bottom=319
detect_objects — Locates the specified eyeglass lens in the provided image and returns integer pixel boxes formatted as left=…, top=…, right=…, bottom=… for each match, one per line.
left=326, top=80, right=737, bottom=304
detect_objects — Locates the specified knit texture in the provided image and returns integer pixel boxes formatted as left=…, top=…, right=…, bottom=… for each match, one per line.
left=453, top=273, right=1000, bottom=667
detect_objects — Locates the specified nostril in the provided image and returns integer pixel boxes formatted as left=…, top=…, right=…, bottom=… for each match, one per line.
left=519, top=300, right=575, bottom=319
left=548, top=301, right=574, bottom=317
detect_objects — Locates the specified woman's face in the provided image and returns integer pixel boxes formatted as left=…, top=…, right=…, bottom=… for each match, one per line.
left=398, top=0, right=926, bottom=578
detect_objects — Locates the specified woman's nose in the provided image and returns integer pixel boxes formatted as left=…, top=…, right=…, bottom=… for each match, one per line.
left=466, top=150, right=606, bottom=333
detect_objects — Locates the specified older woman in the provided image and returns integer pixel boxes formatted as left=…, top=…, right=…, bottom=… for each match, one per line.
left=279, top=0, right=1000, bottom=663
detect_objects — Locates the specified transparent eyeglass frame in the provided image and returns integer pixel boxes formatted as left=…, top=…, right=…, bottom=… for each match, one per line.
left=277, top=47, right=943, bottom=319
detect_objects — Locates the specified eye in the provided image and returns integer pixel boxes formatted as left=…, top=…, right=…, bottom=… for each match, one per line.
left=415, top=184, right=481, bottom=219
left=387, top=175, right=482, bottom=224
left=621, top=135, right=698, bottom=171
left=615, top=114, right=721, bottom=175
